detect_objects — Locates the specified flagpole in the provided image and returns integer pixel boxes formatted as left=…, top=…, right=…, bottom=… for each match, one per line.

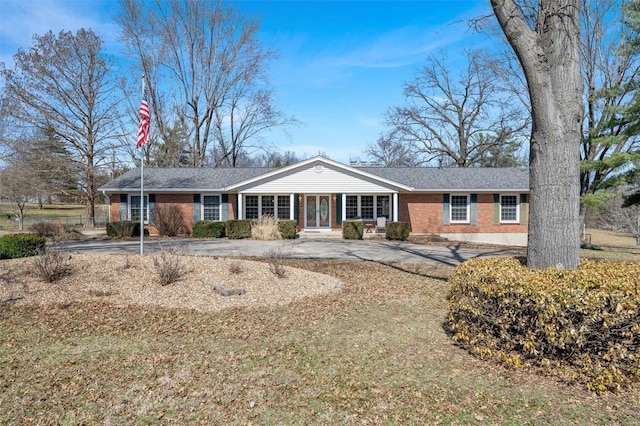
left=140, top=75, right=145, bottom=256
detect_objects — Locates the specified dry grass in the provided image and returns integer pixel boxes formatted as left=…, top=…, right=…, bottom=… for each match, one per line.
left=587, top=228, right=638, bottom=249
left=1, top=257, right=639, bottom=424
left=251, top=215, right=282, bottom=240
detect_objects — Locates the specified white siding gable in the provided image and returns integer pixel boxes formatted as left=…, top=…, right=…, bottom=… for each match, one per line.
left=235, top=162, right=398, bottom=193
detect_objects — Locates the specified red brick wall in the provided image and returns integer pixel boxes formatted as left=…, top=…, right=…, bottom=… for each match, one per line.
left=398, top=193, right=528, bottom=234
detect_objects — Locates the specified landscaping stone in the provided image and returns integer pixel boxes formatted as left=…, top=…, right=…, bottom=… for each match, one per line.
left=214, top=285, right=246, bottom=296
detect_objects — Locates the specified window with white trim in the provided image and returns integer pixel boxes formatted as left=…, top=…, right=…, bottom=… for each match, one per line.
left=500, top=194, right=519, bottom=223
left=262, top=195, right=275, bottom=217
left=245, top=195, right=259, bottom=220
left=450, top=195, right=469, bottom=223
left=346, top=196, right=359, bottom=219
left=245, top=195, right=290, bottom=220
left=361, top=196, right=374, bottom=219
left=202, top=195, right=221, bottom=221
left=130, top=195, right=148, bottom=223
left=345, top=194, right=392, bottom=220
left=277, top=196, right=290, bottom=219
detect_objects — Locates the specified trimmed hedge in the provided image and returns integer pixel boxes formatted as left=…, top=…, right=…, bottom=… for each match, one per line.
left=342, top=220, right=363, bottom=240
left=0, top=233, right=46, bottom=259
left=385, top=221, right=410, bottom=241
left=278, top=220, right=298, bottom=239
left=446, top=257, right=640, bottom=393
left=226, top=220, right=252, bottom=239
left=106, top=221, right=140, bottom=238
left=192, top=220, right=226, bottom=238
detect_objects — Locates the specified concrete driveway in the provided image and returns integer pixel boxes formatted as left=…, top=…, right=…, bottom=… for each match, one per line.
left=59, top=237, right=520, bottom=266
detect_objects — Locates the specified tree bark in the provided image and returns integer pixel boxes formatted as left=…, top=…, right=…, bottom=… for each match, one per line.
left=491, top=0, right=583, bottom=269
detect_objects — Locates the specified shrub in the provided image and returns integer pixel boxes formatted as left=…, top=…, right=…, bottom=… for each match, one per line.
left=153, top=246, right=190, bottom=286
left=152, top=205, right=188, bottom=237
left=106, top=221, right=140, bottom=238
left=0, top=233, right=46, bottom=259
left=32, top=246, right=71, bottom=283
left=29, top=221, right=64, bottom=238
left=252, top=215, right=282, bottom=240
left=192, top=220, right=226, bottom=238
left=226, top=220, right=252, bottom=239
left=263, top=249, right=287, bottom=278
left=342, top=220, right=363, bottom=240
left=446, top=257, right=640, bottom=393
left=385, top=221, right=410, bottom=241
left=229, top=260, right=244, bottom=274
left=278, top=220, right=298, bottom=239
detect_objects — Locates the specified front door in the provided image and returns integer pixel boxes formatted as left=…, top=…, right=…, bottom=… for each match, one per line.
left=305, top=195, right=331, bottom=228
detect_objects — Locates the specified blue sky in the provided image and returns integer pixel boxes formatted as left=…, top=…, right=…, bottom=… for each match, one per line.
left=0, top=0, right=493, bottom=164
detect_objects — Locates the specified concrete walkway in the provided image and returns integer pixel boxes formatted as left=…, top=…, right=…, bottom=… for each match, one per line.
left=59, top=236, right=520, bottom=266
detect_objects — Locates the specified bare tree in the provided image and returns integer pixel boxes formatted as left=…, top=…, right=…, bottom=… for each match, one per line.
left=0, top=162, right=39, bottom=230
left=117, top=0, right=297, bottom=168
left=365, top=131, right=424, bottom=167
left=384, top=50, right=528, bottom=167
left=0, top=29, right=121, bottom=227
left=492, top=0, right=584, bottom=269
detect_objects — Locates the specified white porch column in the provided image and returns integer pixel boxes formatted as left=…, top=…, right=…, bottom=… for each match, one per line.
left=342, top=193, right=347, bottom=222
left=238, top=192, right=243, bottom=220
left=393, top=193, right=399, bottom=222
left=290, top=193, right=295, bottom=220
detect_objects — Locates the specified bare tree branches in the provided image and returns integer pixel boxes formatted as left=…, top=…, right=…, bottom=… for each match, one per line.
left=117, top=0, right=297, bottom=167
left=0, top=29, right=121, bottom=226
left=384, top=50, right=528, bottom=167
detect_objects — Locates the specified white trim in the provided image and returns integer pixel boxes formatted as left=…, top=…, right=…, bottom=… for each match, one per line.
left=304, top=194, right=332, bottom=229
left=243, top=194, right=292, bottom=220
left=238, top=191, right=243, bottom=220
left=290, top=193, right=295, bottom=220
left=201, top=194, right=223, bottom=221
left=225, top=156, right=413, bottom=192
left=344, top=194, right=393, bottom=221
left=393, top=193, right=398, bottom=222
left=499, top=194, right=520, bottom=224
left=449, top=194, right=470, bottom=224
left=128, top=194, right=149, bottom=224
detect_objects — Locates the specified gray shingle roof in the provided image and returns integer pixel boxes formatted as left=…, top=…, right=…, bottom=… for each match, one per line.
left=360, top=167, right=529, bottom=191
left=99, top=163, right=529, bottom=193
left=99, top=167, right=275, bottom=192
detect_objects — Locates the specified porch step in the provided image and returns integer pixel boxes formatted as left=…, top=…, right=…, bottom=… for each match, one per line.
left=297, top=231, right=342, bottom=239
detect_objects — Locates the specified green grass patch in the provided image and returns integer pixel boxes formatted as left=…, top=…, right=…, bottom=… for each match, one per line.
left=1, top=260, right=639, bottom=424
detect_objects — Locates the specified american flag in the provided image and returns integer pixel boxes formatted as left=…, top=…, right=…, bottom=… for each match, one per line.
left=136, top=84, right=150, bottom=148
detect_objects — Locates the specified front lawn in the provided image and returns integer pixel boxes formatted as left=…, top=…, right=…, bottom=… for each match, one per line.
left=1, top=259, right=639, bottom=424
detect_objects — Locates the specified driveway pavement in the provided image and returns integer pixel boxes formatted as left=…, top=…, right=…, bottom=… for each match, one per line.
left=58, top=237, right=520, bottom=266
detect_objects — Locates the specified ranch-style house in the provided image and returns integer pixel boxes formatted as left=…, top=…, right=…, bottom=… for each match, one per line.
left=99, top=156, right=530, bottom=246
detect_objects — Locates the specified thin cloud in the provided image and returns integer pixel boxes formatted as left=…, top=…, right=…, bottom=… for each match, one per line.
left=0, top=0, right=120, bottom=65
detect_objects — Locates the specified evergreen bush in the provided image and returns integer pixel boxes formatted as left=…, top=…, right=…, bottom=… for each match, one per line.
left=278, top=220, right=298, bottom=239
left=342, top=220, right=363, bottom=240
left=106, top=221, right=140, bottom=238
left=226, top=220, right=252, bottom=239
left=385, top=221, right=410, bottom=241
left=0, top=233, right=46, bottom=259
left=192, top=220, right=226, bottom=238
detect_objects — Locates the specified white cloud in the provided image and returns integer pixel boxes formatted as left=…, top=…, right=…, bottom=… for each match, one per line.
left=0, top=0, right=120, bottom=65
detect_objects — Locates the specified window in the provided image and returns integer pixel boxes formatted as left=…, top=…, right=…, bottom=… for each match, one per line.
left=450, top=195, right=469, bottom=223
left=345, top=194, right=392, bottom=220
left=245, top=195, right=290, bottom=220
left=277, top=196, right=290, bottom=220
left=500, top=195, right=519, bottom=223
left=346, top=195, right=358, bottom=219
left=262, top=195, right=275, bottom=217
left=203, top=195, right=221, bottom=221
left=245, top=195, right=259, bottom=220
left=377, top=195, right=390, bottom=220
left=361, top=196, right=374, bottom=219
left=130, top=195, right=148, bottom=222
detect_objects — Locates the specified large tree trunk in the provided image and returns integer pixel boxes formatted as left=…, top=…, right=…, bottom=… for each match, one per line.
left=492, top=0, right=583, bottom=269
